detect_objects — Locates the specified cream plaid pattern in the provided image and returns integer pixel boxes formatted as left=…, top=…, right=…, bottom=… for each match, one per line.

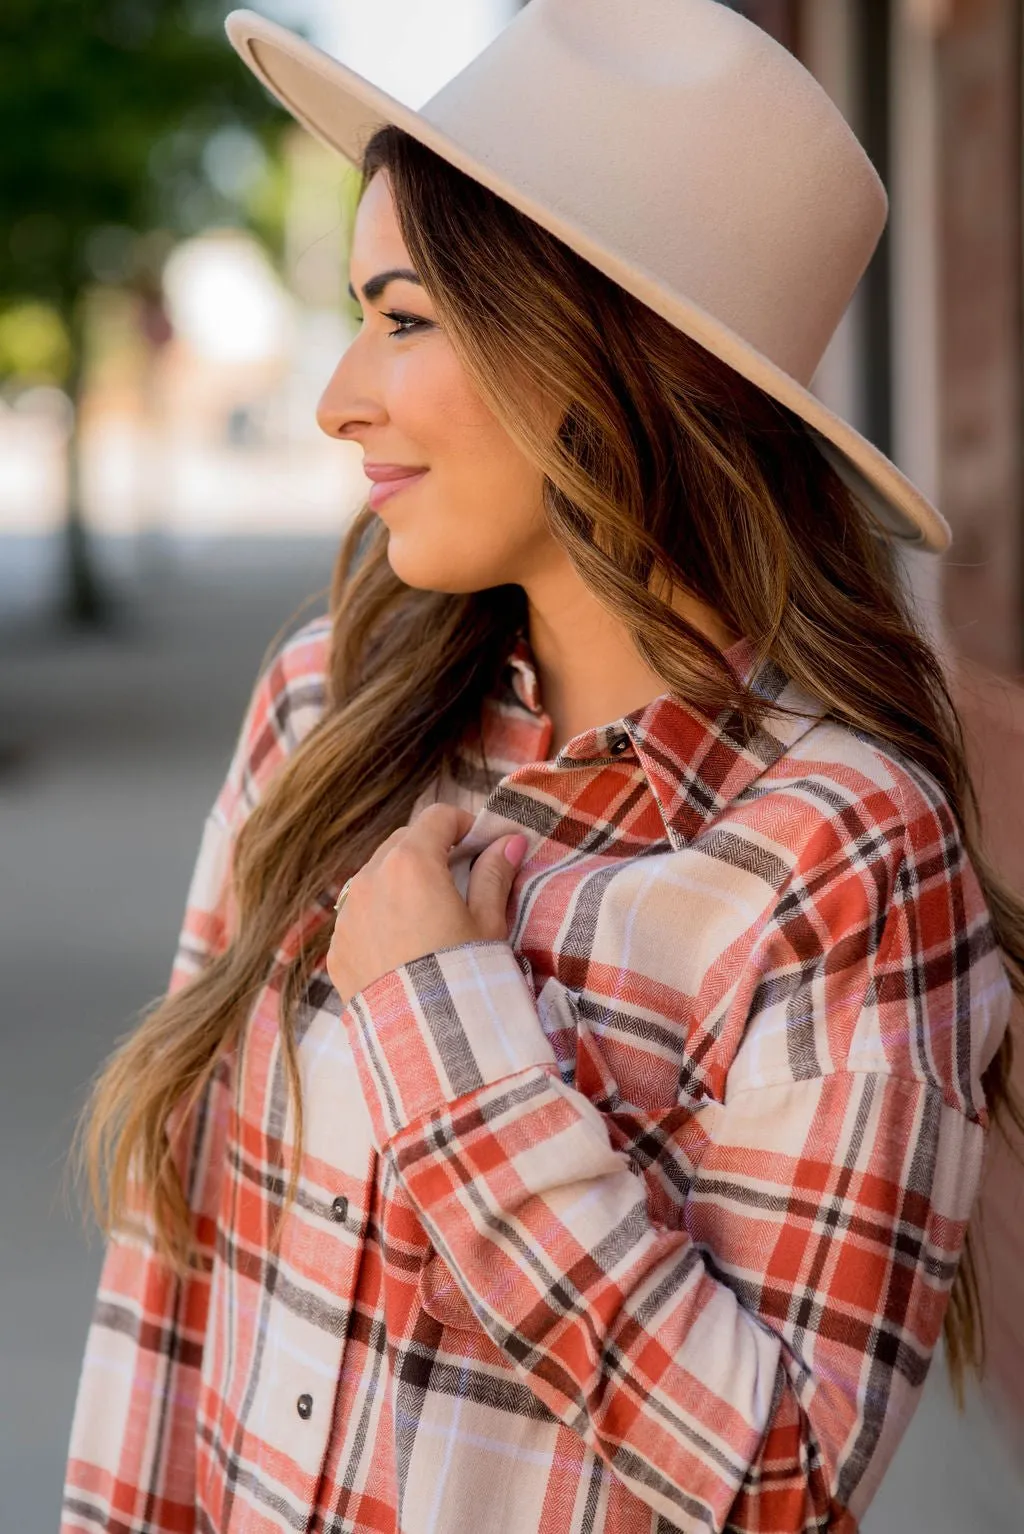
left=62, top=615, right=1012, bottom=1532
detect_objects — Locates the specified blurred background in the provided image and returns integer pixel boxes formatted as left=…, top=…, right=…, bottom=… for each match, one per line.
left=1, top=1, right=1022, bottom=1528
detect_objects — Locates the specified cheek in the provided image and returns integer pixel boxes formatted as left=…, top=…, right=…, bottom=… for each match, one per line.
left=383, top=352, right=548, bottom=576
left=388, top=348, right=495, bottom=458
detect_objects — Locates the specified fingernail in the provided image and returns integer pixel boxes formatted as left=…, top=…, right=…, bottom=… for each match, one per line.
left=503, top=833, right=528, bottom=868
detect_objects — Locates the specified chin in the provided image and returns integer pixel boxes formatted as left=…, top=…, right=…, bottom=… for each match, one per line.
left=384, top=535, right=505, bottom=596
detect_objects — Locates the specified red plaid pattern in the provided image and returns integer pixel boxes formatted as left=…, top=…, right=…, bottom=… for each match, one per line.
left=62, top=615, right=1011, bottom=1532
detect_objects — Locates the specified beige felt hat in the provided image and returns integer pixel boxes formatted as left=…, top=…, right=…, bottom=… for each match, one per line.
left=225, top=0, right=951, bottom=553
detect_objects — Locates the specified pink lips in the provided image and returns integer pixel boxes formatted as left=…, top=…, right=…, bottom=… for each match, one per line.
left=363, top=463, right=429, bottom=510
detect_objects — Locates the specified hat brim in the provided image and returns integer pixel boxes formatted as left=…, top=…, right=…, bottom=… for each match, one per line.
left=226, top=9, right=951, bottom=554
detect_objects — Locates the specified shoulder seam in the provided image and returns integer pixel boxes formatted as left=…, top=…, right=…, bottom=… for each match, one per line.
left=271, top=611, right=333, bottom=668
left=722, top=1065, right=986, bottom=1124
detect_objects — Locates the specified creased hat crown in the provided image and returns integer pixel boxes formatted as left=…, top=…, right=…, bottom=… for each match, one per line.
left=420, top=0, right=887, bottom=387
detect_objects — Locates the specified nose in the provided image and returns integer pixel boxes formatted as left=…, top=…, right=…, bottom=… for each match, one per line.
left=315, top=346, right=387, bottom=443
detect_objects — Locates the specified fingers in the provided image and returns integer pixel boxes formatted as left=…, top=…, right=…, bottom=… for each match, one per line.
left=398, top=803, right=477, bottom=859
left=464, top=833, right=525, bottom=938
left=343, top=804, right=476, bottom=897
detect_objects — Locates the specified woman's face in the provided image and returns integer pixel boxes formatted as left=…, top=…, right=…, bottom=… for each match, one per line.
left=317, top=169, right=562, bottom=594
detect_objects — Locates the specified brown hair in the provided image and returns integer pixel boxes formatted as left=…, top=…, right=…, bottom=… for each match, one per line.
left=75, top=124, right=1023, bottom=1400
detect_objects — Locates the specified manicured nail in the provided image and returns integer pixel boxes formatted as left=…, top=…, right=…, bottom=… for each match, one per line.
left=503, top=833, right=528, bottom=867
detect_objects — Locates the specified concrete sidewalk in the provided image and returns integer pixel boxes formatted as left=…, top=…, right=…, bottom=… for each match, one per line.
left=0, top=535, right=336, bottom=1530
left=1, top=536, right=1020, bottom=1531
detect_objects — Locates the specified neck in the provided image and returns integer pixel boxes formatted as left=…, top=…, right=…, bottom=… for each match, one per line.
left=521, top=561, right=738, bottom=756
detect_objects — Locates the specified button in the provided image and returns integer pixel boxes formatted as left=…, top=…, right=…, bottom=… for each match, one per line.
left=609, top=734, right=630, bottom=755
left=296, top=1393, right=313, bottom=1420
left=330, top=1195, right=348, bottom=1223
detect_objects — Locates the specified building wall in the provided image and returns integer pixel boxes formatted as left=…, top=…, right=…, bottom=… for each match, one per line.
left=729, top=0, right=800, bottom=50
left=736, top=0, right=1023, bottom=677
left=937, top=0, right=1023, bottom=674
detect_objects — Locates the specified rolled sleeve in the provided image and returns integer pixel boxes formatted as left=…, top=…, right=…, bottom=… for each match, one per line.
left=342, top=938, right=558, bottom=1147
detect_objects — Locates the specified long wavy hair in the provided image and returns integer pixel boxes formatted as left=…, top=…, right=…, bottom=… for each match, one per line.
left=75, top=124, right=1024, bottom=1398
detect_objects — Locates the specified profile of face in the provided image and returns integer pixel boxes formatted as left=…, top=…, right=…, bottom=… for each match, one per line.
left=317, top=169, right=564, bottom=595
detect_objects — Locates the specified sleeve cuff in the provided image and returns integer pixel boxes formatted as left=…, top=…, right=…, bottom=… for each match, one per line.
left=342, top=939, right=558, bottom=1147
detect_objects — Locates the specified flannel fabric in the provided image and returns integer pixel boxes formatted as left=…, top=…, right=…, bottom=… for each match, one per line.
left=62, top=614, right=1012, bottom=1534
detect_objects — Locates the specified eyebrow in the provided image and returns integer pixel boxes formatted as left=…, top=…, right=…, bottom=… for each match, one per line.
left=346, top=267, right=423, bottom=304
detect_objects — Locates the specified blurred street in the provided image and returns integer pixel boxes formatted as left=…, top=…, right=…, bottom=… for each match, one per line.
left=0, top=536, right=335, bottom=1529
left=1, top=535, right=1022, bottom=1531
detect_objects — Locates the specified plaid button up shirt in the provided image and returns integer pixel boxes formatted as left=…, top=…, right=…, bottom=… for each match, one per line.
left=62, top=614, right=1011, bottom=1534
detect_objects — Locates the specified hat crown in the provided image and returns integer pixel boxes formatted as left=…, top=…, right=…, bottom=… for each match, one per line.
left=420, top=0, right=887, bottom=385
left=543, top=0, right=760, bottom=87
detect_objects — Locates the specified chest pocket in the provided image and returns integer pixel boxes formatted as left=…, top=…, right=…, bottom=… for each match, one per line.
left=418, top=1245, right=479, bottom=1330
left=539, top=973, right=707, bottom=1113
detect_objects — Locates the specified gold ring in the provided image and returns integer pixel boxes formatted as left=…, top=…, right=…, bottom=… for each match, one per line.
left=334, top=877, right=354, bottom=914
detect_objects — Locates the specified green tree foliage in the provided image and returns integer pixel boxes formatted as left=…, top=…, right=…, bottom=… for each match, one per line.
left=0, top=0, right=292, bottom=620
left=0, top=0, right=290, bottom=314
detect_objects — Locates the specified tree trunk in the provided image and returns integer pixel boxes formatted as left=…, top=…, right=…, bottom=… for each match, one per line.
left=61, top=297, right=111, bottom=628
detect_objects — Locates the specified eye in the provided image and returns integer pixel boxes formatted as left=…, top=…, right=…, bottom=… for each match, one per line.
left=350, top=308, right=431, bottom=338
left=381, top=310, right=429, bottom=337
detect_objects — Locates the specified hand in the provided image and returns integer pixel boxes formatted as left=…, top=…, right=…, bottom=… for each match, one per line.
left=326, top=804, right=528, bottom=1009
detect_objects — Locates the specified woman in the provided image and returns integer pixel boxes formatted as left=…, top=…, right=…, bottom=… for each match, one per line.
left=63, top=3, right=1021, bottom=1531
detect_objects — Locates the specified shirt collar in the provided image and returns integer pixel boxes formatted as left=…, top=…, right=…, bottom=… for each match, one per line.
left=502, top=626, right=827, bottom=850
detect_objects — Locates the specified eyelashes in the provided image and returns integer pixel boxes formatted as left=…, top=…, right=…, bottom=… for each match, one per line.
left=382, top=310, right=429, bottom=337
left=353, top=310, right=430, bottom=337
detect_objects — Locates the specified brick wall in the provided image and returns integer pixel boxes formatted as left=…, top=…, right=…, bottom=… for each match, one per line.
left=953, top=657, right=1024, bottom=1455
left=938, top=0, right=1023, bottom=673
